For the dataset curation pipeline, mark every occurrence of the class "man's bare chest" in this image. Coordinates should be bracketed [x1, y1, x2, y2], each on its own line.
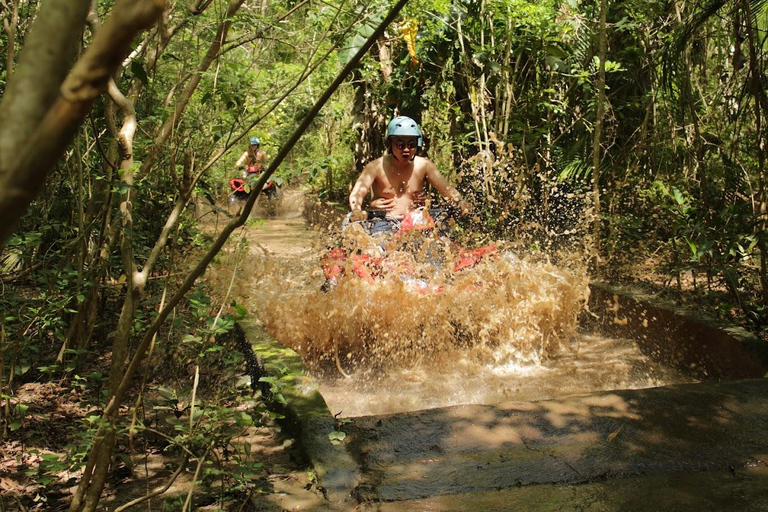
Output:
[376, 167, 425, 197]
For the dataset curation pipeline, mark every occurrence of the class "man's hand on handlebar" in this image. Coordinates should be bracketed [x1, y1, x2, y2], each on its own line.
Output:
[369, 197, 396, 210]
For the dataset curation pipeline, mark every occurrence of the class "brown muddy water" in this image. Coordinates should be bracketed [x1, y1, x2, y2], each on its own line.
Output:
[223, 192, 696, 418]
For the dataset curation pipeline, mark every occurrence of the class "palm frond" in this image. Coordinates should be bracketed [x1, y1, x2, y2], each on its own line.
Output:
[749, 0, 768, 25]
[661, 0, 727, 91]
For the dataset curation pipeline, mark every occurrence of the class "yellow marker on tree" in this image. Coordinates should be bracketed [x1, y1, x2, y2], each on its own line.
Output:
[400, 19, 419, 66]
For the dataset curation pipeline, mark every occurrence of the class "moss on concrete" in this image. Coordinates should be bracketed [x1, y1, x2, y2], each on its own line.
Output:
[239, 320, 360, 507]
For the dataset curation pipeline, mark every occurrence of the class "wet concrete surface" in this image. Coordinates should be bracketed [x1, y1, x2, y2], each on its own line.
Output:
[356, 465, 768, 511]
[344, 379, 768, 509]
[246, 311, 768, 510]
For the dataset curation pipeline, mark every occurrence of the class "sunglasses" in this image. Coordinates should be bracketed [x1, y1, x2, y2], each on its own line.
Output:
[393, 140, 418, 150]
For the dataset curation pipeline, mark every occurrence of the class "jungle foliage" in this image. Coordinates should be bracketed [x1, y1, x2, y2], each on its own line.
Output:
[1, 0, 768, 509]
[359, 0, 768, 329]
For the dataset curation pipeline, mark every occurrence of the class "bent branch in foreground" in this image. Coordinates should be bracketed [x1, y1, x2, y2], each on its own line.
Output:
[0, 0, 165, 249]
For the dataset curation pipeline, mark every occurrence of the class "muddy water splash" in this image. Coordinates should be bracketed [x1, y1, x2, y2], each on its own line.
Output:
[265, 245, 588, 370]
[227, 197, 694, 418]
[252, 220, 585, 367]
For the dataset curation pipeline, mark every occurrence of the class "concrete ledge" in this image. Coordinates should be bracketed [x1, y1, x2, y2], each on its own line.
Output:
[346, 379, 768, 505]
[238, 320, 360, 507]
[584, 281, 768, 380]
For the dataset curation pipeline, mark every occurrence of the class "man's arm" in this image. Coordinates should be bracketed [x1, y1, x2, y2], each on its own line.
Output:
[424, 160, 472, 214]
[235, 151, 249, 168]
[424, 161, 461, 203]
[349, 164, 377, 212]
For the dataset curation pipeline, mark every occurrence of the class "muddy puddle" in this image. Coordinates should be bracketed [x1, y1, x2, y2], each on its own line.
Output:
[313, 332, 694, 417]
[223, 192, 697, 418]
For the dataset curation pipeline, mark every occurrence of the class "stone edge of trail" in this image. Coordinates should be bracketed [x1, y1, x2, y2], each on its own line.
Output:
[239, 320, 361, 508]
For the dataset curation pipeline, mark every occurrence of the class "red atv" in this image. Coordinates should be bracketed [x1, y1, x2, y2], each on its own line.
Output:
[320, 207, 496, 293]
[229, 163, 281, 210]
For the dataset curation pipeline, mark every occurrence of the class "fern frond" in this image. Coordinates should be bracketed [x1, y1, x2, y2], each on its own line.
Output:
[661, 0, 728, 91]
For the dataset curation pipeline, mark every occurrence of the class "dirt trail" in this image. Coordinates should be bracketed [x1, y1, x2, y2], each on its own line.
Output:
[244, 191, 327, 259]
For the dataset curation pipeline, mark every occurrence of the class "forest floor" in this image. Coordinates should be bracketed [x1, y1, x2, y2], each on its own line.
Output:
[0, 190, 330, 511]
[1, 384, 325, 511]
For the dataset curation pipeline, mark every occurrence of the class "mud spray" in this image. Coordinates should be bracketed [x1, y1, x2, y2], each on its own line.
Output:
[221, 205, 693, 417]
[212, 160, 694, 417]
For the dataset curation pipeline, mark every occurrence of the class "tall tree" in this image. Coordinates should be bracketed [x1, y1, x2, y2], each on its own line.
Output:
[592, 0, 608, 271]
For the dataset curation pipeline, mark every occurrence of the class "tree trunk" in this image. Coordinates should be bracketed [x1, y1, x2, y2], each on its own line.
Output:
[741, 0, 768, 305]
[352, 69, 385, 173]
[0, 0, 165, 249]
[592, 0, 608, 273]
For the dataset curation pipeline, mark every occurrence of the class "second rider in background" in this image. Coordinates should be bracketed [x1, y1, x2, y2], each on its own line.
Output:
[236, 136, 278, 200]
[236, 136, 269, 174]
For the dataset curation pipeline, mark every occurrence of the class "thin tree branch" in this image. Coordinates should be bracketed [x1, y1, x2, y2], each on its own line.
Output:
[278, 0, 310, 22]
[194, 3, 366, 178]
[141, 0, 246, 176]
[113, 456, 189, 512]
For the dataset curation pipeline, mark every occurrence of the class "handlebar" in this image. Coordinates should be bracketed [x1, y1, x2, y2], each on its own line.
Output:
[365, 205, 461, 221]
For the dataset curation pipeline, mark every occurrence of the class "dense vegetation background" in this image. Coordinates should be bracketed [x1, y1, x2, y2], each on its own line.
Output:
[1, 0, 767, 509]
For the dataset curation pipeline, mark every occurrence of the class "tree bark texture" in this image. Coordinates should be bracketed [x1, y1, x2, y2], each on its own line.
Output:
[0, 0, 89, 166]
[0, 0, 165, 249]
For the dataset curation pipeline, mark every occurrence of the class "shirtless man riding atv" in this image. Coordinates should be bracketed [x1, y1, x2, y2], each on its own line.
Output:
[348, 116, 471, 226]
[322, 117, 486, 293]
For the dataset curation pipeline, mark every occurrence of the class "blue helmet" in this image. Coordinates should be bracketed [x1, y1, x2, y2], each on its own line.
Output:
[386, 116, 423, 148]
[249, 136, 260, 146]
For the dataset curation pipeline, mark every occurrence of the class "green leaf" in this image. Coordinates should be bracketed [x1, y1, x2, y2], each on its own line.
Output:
[84, 414, 102, 424]
[684, 237, 697, 257]
[64, 348, 93, 356]
[328, 431, 346, 445]
[338, 14, 381, 65]
[672, 187, 685, 206]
